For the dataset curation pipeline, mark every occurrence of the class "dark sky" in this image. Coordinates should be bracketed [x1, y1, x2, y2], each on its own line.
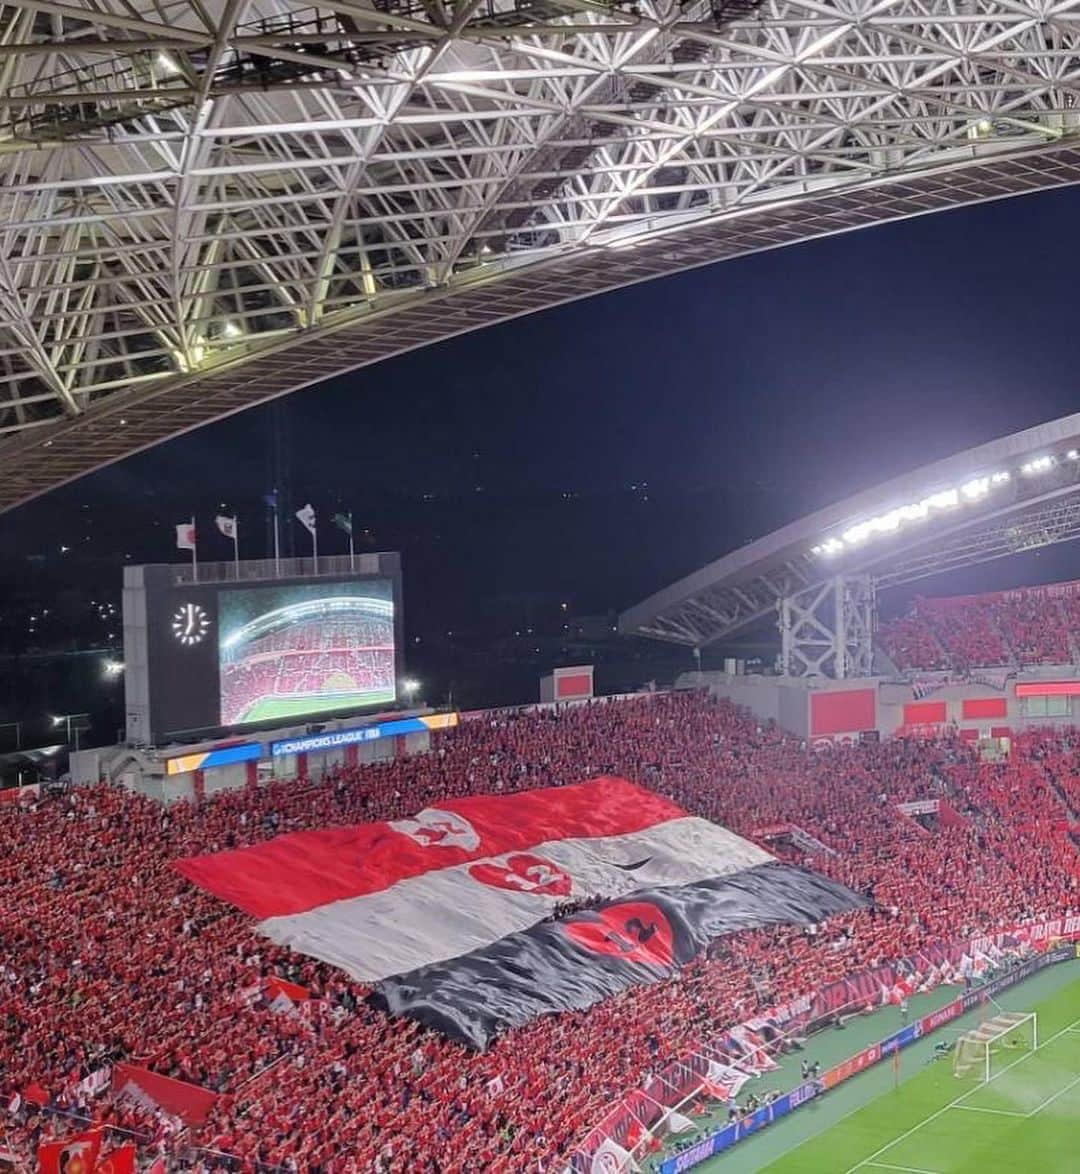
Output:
[2, 182, 1080, 729]
[69, 179, 1080, 508]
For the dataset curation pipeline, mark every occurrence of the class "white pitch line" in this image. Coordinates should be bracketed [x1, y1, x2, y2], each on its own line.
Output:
[844, 1013, 1080, 1174]
[866, 1163, 944, 1174]
[1024, 1070, 1080, 1117]
[951, 1103, 1025, 1118]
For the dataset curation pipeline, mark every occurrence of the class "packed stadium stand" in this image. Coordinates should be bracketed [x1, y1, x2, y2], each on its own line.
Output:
[2, 691, 1078, 1171]
[878, 581, 1080, 672]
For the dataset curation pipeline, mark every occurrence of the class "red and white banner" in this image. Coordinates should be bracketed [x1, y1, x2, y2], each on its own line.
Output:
[98, 1145, 137, 1174]
[112, 1064, 217, 1127]
[969, 914, 1080, 956]
[0, 783, 39, 806]
[37, 1129, 102, 1174]
[178, 777, 772, 982]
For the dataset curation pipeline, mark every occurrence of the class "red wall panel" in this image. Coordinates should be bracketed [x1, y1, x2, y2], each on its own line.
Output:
[556, 672, 593, 698]
[810, 688, 876, 736]
[1015, 681, 1080, 697]
[903, 700, 947, 726]
[962, 697, 1008, 720]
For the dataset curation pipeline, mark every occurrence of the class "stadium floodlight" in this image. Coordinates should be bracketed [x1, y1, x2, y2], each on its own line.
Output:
[102, 659, 124, 678]
[222, 321, 243, 340]
[401, 678, 421, 702]
[841, 489, 960, 547]
[1068, 450, 1079, 461]
[811, 464, 1020, 558]
[1021, 456, 1055, 475]
[156, 53, 180, 75]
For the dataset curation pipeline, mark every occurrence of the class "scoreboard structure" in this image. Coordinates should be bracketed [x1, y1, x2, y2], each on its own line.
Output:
[123, 553, 403, 746]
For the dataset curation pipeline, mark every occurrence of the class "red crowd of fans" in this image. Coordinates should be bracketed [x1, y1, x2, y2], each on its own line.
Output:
[1, 693, 1077, 1172]
[878, 583, 1080, 671]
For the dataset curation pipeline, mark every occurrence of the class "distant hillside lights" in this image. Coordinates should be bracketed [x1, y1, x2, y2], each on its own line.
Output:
[811, 448, 1080, 559]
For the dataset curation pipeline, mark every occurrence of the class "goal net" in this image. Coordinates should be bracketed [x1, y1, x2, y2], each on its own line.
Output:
[952, 1011, 1037, 1082]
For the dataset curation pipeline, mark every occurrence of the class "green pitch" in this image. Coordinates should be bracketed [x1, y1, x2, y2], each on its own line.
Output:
[758, 973, 1080, 1174]
[238, 688, 397, 723]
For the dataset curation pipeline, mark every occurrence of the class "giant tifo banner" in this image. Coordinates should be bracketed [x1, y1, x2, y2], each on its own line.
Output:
[177, 777, 863, 1046]
[377, 861, 862, 1048]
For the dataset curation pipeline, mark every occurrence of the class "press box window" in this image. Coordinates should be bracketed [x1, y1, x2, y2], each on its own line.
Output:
[1022, 695, 1070, 718]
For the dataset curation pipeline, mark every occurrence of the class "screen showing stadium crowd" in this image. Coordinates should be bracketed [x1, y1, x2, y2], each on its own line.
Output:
[1, 693, 1078, 1172]
[878, 582, 1080, 672]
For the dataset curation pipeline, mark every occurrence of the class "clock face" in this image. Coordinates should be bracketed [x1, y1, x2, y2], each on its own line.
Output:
[171, 602, 211, 646]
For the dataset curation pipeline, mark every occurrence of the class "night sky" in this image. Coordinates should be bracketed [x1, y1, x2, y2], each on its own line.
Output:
[2, 183, 1080, 745]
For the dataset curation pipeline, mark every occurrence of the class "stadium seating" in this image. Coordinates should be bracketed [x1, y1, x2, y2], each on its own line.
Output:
[879, 585, 1080, 672]
[1, 694, 1077, 1171]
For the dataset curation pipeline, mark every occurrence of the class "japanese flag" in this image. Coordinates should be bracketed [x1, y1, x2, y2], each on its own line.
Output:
[175, 522, 196, 551]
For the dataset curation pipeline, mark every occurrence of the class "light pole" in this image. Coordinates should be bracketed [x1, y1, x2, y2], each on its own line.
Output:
[52, 712, 90, 752]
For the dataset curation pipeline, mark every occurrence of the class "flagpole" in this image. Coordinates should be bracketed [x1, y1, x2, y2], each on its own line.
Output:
[312, 520, 318, 568]
[349, 513, 354, 571]
[233, 521, 240, 578]
[191, 514, 198, 583]
[273, 496, 281, 576]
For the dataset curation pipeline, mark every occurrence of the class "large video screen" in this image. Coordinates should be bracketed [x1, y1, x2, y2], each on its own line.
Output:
[218, 580, 397, 726]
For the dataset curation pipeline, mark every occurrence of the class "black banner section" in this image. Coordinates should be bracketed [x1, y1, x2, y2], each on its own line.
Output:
[374, 862, 865, 1049]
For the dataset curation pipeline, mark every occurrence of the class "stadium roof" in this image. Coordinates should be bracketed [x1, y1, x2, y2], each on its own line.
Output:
[619, 412, 1080, 647]
[5, 1, 1080, 510]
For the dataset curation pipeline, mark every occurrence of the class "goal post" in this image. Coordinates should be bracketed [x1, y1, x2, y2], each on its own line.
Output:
[953, 1011, 1038, 1082]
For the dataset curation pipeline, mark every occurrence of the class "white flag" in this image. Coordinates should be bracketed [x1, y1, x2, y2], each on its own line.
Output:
[590, 1137, 638, 1174]
[175, 521, 196, 551]
[215, 514, 237, 540]
[295, 503, 316, 535]
[662, 1109, 696, 1134]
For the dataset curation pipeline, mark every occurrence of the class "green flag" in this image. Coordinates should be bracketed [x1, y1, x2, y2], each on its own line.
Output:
[333, 512, 352, 536]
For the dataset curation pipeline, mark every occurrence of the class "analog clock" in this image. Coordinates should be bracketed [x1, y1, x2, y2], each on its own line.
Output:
[171, 602, 211, 646]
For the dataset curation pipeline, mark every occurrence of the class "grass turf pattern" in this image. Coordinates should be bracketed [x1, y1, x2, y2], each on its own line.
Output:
[759, 974, 1080, 1174]
[239, 688, 397, 723]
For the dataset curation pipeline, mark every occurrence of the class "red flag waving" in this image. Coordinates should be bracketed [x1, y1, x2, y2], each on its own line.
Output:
[97, 1145, 137, 1174]
[38, 1129, 102, 1174]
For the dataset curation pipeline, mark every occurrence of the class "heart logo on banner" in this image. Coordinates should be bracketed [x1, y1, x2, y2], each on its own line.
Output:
[562, 901, 675, 968]
[469, 853, 573, 897]
[389, 809, 480, 851]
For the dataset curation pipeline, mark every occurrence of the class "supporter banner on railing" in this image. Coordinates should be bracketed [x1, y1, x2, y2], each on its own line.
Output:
[177, 777, 772, 983]
[376, 863, 864, 1049]
[655, 1082, 820, 1174]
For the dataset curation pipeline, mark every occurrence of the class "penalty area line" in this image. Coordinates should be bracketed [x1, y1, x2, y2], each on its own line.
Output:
[950, 1104, 1025, 1117]
[866, 1164, 944, 1174]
